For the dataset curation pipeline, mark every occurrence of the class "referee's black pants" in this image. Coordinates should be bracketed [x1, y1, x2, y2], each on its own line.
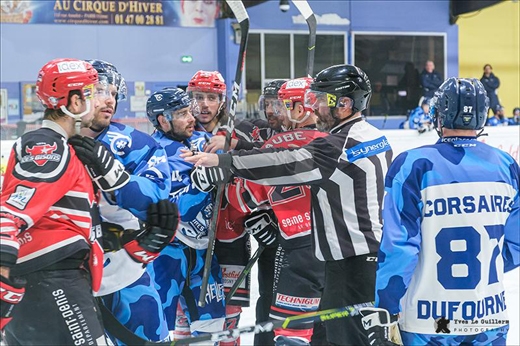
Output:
[320, 253, 377, 346]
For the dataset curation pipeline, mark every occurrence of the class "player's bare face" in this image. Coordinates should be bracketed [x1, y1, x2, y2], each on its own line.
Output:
[92, 84, 118, 130]
[170, 107, 196, 140]
[315, 103, 335, 132]
[193, 92, 221, 125]
[80, 98, 97, 128]
[265, 98, 285, 131]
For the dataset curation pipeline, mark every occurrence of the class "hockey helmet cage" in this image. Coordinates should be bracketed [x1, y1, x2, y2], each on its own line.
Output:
[84, 59, 128, 102]
[146, 88, 192, 127]
[430, 77, 489, 131]
[36, 58, 98, 110]
[310, 64, 372, 113]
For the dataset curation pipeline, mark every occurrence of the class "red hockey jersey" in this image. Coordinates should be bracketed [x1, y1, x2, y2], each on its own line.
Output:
[227, 129, 328, 248]
[0, 123, 104, 292]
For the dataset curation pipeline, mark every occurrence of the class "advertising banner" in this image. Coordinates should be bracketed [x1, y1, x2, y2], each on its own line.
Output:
[0, 0, 220, 27]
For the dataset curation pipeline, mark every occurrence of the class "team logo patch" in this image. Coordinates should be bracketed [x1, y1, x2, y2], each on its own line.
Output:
[6, 185, 36, 210]
[107, 131, 132, 156]
[250, 126, 261, 141]
[23, 142, 60, 166]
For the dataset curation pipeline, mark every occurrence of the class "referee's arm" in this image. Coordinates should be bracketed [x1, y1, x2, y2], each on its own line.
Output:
[219, 136, 341, 187]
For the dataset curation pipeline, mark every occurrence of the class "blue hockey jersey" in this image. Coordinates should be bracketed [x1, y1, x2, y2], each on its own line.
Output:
[376, 136, 520, 335]
[95, 122, 171, 220]
[94, 122, 171, 296]
[152, 130, 214, 249]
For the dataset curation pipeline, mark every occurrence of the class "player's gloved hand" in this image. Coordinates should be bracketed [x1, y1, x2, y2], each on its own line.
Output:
[0, 275, 26, 330]
[244, 210, 278, 249]
[101, 222, 125, 252]
[359, 307, 402, 346]
[190, 166, 231, 193]
[69, 135, 130, 192]
[122, 200, 179, 264]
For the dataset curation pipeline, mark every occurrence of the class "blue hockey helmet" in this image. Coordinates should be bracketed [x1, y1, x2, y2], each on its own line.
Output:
[430, 77, 489, 131]
[146, 87, 192, 128]
[84, 59, 127, 102]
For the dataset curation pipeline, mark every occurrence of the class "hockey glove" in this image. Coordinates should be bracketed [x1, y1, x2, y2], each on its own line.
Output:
[101, 222, 125, 252]
[244, 210, 279, 249]
[69, 135, 130, 192]
[190, 166, 231, 193]
[123, 200, 179, 264]
[359, 307, 402, 346]
[0, 275, 25, 330]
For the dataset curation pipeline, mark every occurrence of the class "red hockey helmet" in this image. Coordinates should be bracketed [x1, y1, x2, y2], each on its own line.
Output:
[278, 77, 313, 112]
[36, 58, 98, 110]
[187, 70, 226, 96]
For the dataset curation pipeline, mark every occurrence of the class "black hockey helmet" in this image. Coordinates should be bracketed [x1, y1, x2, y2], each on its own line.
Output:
[84, 59, 127, 102]
[146, 87, 193, 128]
[258, 79, 288, 117]
[310, 64, 372, 113]
[430, 77, 488, 131]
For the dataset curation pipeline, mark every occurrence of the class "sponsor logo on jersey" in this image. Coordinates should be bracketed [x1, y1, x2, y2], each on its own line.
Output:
[107, 131, 132, 156]
[344, 136, 390, 162]
[221, 265, 245, 287]
[23, 142, 60, 166]
[275, 293, 320, 311]
[204, 282, 225, 304]
[6, 185, 36, 210]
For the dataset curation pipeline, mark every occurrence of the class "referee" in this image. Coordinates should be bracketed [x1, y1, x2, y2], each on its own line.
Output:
[184, 64, 393, 345]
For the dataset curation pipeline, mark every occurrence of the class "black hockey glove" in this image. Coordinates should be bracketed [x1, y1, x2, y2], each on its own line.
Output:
[359, 307, 402, 346]
[122, 200, 179, 264]
[101, 222, 125, 252]
[0, 275, 25, 330]
[244, 210, 279, 249]
[69, 135, 130, 192]
[190, 166, 231, 193]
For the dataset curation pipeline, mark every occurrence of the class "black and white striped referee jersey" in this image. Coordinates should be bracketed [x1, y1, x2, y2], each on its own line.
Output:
[219, 117, 393, 261]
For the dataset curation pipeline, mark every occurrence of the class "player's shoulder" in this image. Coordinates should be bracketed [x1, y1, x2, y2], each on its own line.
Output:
[15, 127, 70, 181]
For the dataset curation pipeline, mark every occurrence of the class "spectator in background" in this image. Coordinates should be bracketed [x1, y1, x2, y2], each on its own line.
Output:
[420, 60, 443, 100]
[398, 62, 421, 113]
[486, 105, 509, 126]
[402, 98, 433, 133]
[480, 64, 501, 115]
[368, 81, 390, 116]
[511, 107, 520, 125]
[179, 0, 219, 27]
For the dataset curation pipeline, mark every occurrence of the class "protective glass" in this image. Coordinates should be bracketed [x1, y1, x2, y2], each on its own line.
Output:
[258, 95, 285, 116]
[98, 73, 128, 101]
[164, 101, 200, 121]
[94, 80, 114, 101]
[190, 92, 223, 105]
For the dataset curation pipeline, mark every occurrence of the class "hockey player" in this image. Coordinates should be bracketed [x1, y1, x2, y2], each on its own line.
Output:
[73, 59, 176, 344]
[0, 58, 113, 345]
[361, 78, 520, 346]
[202, 78, 289, 346]
[226, 77, 328, 346]
[187, 70, 228, 134]
[183, 64, 393, 345]
[204, 79, 288, 154]
[145, 87, 226, 338]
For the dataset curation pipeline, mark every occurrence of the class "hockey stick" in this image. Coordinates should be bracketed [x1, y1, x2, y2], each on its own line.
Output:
[291, 0, 316, 77]
[225, 245, 265, 303]
[172, 301, 374, 345]
[198, 0, 250, 307]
